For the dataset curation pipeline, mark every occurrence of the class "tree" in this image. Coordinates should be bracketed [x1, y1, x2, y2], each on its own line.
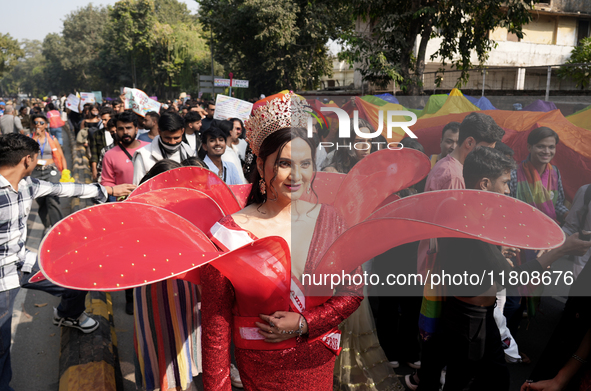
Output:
[41, 4, 109, 94]
[0, 40, 47, 96]
[198, 0, 352, 95]
[0, 33, 24, 79]
[339, 0, 535, 95]
[557, 37, 591, 89]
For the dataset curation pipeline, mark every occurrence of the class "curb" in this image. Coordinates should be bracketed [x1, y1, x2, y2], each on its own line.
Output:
[57, 289, 123, 391]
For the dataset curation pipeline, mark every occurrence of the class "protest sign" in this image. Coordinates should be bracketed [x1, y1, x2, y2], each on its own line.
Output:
[213, 95, 253, 122]
[80, 92, 96, 106]
[65, 94, 80, 113]
[123, 87, 161, 117]
[92, 91, 103, 104]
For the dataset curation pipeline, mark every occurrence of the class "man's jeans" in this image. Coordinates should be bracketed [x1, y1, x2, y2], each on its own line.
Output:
[0, 266, 88, 390]
[49, 127, 63, 146]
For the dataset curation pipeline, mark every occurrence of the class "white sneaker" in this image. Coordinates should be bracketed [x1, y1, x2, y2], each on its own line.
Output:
[407, 360, 421, 369]
[388, 361, 400, 368]
[230, 363, 243, 388]
[405, 373, 419, 390]
[440, 368, 447, 386]
[52, 307, 99, 334]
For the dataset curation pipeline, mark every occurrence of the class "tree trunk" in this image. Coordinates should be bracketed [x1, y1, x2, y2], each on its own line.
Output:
[414, 23, 433, 95]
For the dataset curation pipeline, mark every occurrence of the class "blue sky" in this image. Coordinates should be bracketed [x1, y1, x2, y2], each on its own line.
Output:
[1, 0, 199, 42]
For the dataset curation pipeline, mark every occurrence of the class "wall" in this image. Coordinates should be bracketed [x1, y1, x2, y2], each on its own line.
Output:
[552, 0, 591, 15]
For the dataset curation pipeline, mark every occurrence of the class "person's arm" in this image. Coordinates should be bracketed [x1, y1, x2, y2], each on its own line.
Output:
[200, 265, 233, 391]
[555, 168, 569, 223]
[31, 177, 135, 202]
[536, 232, 591, 270]
[14, 116, 23, 133]
[301, 267, 364, 339]
[563, 185, 587, 236]
[522, 329, 591, 391]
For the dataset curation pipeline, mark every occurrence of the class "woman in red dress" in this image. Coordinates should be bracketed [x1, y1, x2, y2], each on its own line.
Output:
[200, 92, 364, 390]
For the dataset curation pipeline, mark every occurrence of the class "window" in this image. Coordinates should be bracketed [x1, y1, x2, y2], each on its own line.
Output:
[578, 20, 590, 44]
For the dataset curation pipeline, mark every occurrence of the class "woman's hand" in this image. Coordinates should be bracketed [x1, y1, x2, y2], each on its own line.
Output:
[520, 379, 562, 391]
[501, 246, 520, 259]
[255, 311, 307, 343]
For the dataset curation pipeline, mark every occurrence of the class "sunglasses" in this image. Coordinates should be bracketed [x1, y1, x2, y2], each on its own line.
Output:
[34, 121, 46, 125]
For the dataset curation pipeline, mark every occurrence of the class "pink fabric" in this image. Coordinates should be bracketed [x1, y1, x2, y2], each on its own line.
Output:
[419, 154, 465, 276]
[101, 141, 149, 187]
[424, 154, 466, 191]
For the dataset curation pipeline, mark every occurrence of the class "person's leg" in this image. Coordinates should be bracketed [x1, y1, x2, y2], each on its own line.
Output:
[416, 335, 446, 391]
[399, 296, 422, 364]
[376, 296, 399, 362]
[471, 309, 510, 391]
[21, 266, 86, 319]
[50, 127, 63, 146]
[503, 287, 523, 336]
[0, 287, 20, 391]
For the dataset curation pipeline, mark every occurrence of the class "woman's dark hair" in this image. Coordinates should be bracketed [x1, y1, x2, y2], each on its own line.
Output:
[181, 156, 207, 168]
[246, 127, 316, 206]
[399, 137, 425, 154]
[106, 119, 116, 129]
[139, 159, 182, 184]
[84, 103, 101, 119]
[217, 120, 233, 137]
[47, 103, 56, 111]
[158, 111, 184, 133]
[230, 118, 246, 139]
[527, 126, 559, 146]
[328, 118, 376, 174]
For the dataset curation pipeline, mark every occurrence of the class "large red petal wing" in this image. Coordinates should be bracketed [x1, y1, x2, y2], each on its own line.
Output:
[333, 148, 430, 227]
[229, 184, 253, 208]
[308, 190, 565, 296]
[208, 236, 291, 317]
[299, 172, 346, 204]
[127, 188, 225, 233]
[128, 167, 242, 215]
[39, 202, 219, 291]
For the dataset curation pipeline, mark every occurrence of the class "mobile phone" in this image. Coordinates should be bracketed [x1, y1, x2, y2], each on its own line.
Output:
[581, 231, 591, 241]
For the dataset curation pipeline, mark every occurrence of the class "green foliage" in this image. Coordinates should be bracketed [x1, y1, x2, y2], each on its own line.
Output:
[0, 40, 47, 96]
[2, 0, 218, 99]
[198, 0, 352, 96]
[557, 37, 591, 89]
[340, 0, 535, 94]
[0, 33, 24, 78]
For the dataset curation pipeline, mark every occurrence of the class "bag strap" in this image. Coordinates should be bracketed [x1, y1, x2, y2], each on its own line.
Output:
[579, 184, 591, 235]
[118, 143, 134, 161]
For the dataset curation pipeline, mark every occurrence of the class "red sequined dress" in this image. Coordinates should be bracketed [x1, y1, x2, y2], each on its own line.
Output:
[201, 205, 363, 391]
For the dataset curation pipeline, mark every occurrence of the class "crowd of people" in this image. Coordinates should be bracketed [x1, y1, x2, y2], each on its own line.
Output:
[0, 90, 591, 391]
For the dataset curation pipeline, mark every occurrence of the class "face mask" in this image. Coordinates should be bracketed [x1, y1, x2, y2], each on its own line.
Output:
[159, 138, 181, 153]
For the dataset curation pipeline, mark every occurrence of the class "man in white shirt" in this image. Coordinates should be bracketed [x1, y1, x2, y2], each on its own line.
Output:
[132, 111, 195, 184]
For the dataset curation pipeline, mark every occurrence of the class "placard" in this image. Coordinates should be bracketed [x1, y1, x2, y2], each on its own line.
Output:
[91, 91, 103, 104]
[65, 94, 80, 113]
[80, 92, 96, 106]
[213, 95, 253, 122]
[123, 87, 162, 117]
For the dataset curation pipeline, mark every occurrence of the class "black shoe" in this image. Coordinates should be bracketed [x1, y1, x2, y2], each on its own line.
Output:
[125, 302, 134, 315]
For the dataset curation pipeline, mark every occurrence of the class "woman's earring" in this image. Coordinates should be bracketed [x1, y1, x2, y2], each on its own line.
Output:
[259, 179, 266, 195]
[306, 185, 311, 194]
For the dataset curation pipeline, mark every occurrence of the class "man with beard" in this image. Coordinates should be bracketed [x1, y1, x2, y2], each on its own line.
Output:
[101, 112, 148, 200]
[137, 111, 160, 143]
[430, 121, 460, 168]
[132, 111, 195, 184]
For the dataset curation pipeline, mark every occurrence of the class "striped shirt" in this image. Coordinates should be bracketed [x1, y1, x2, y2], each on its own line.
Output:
[0, 174, 107, 291]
